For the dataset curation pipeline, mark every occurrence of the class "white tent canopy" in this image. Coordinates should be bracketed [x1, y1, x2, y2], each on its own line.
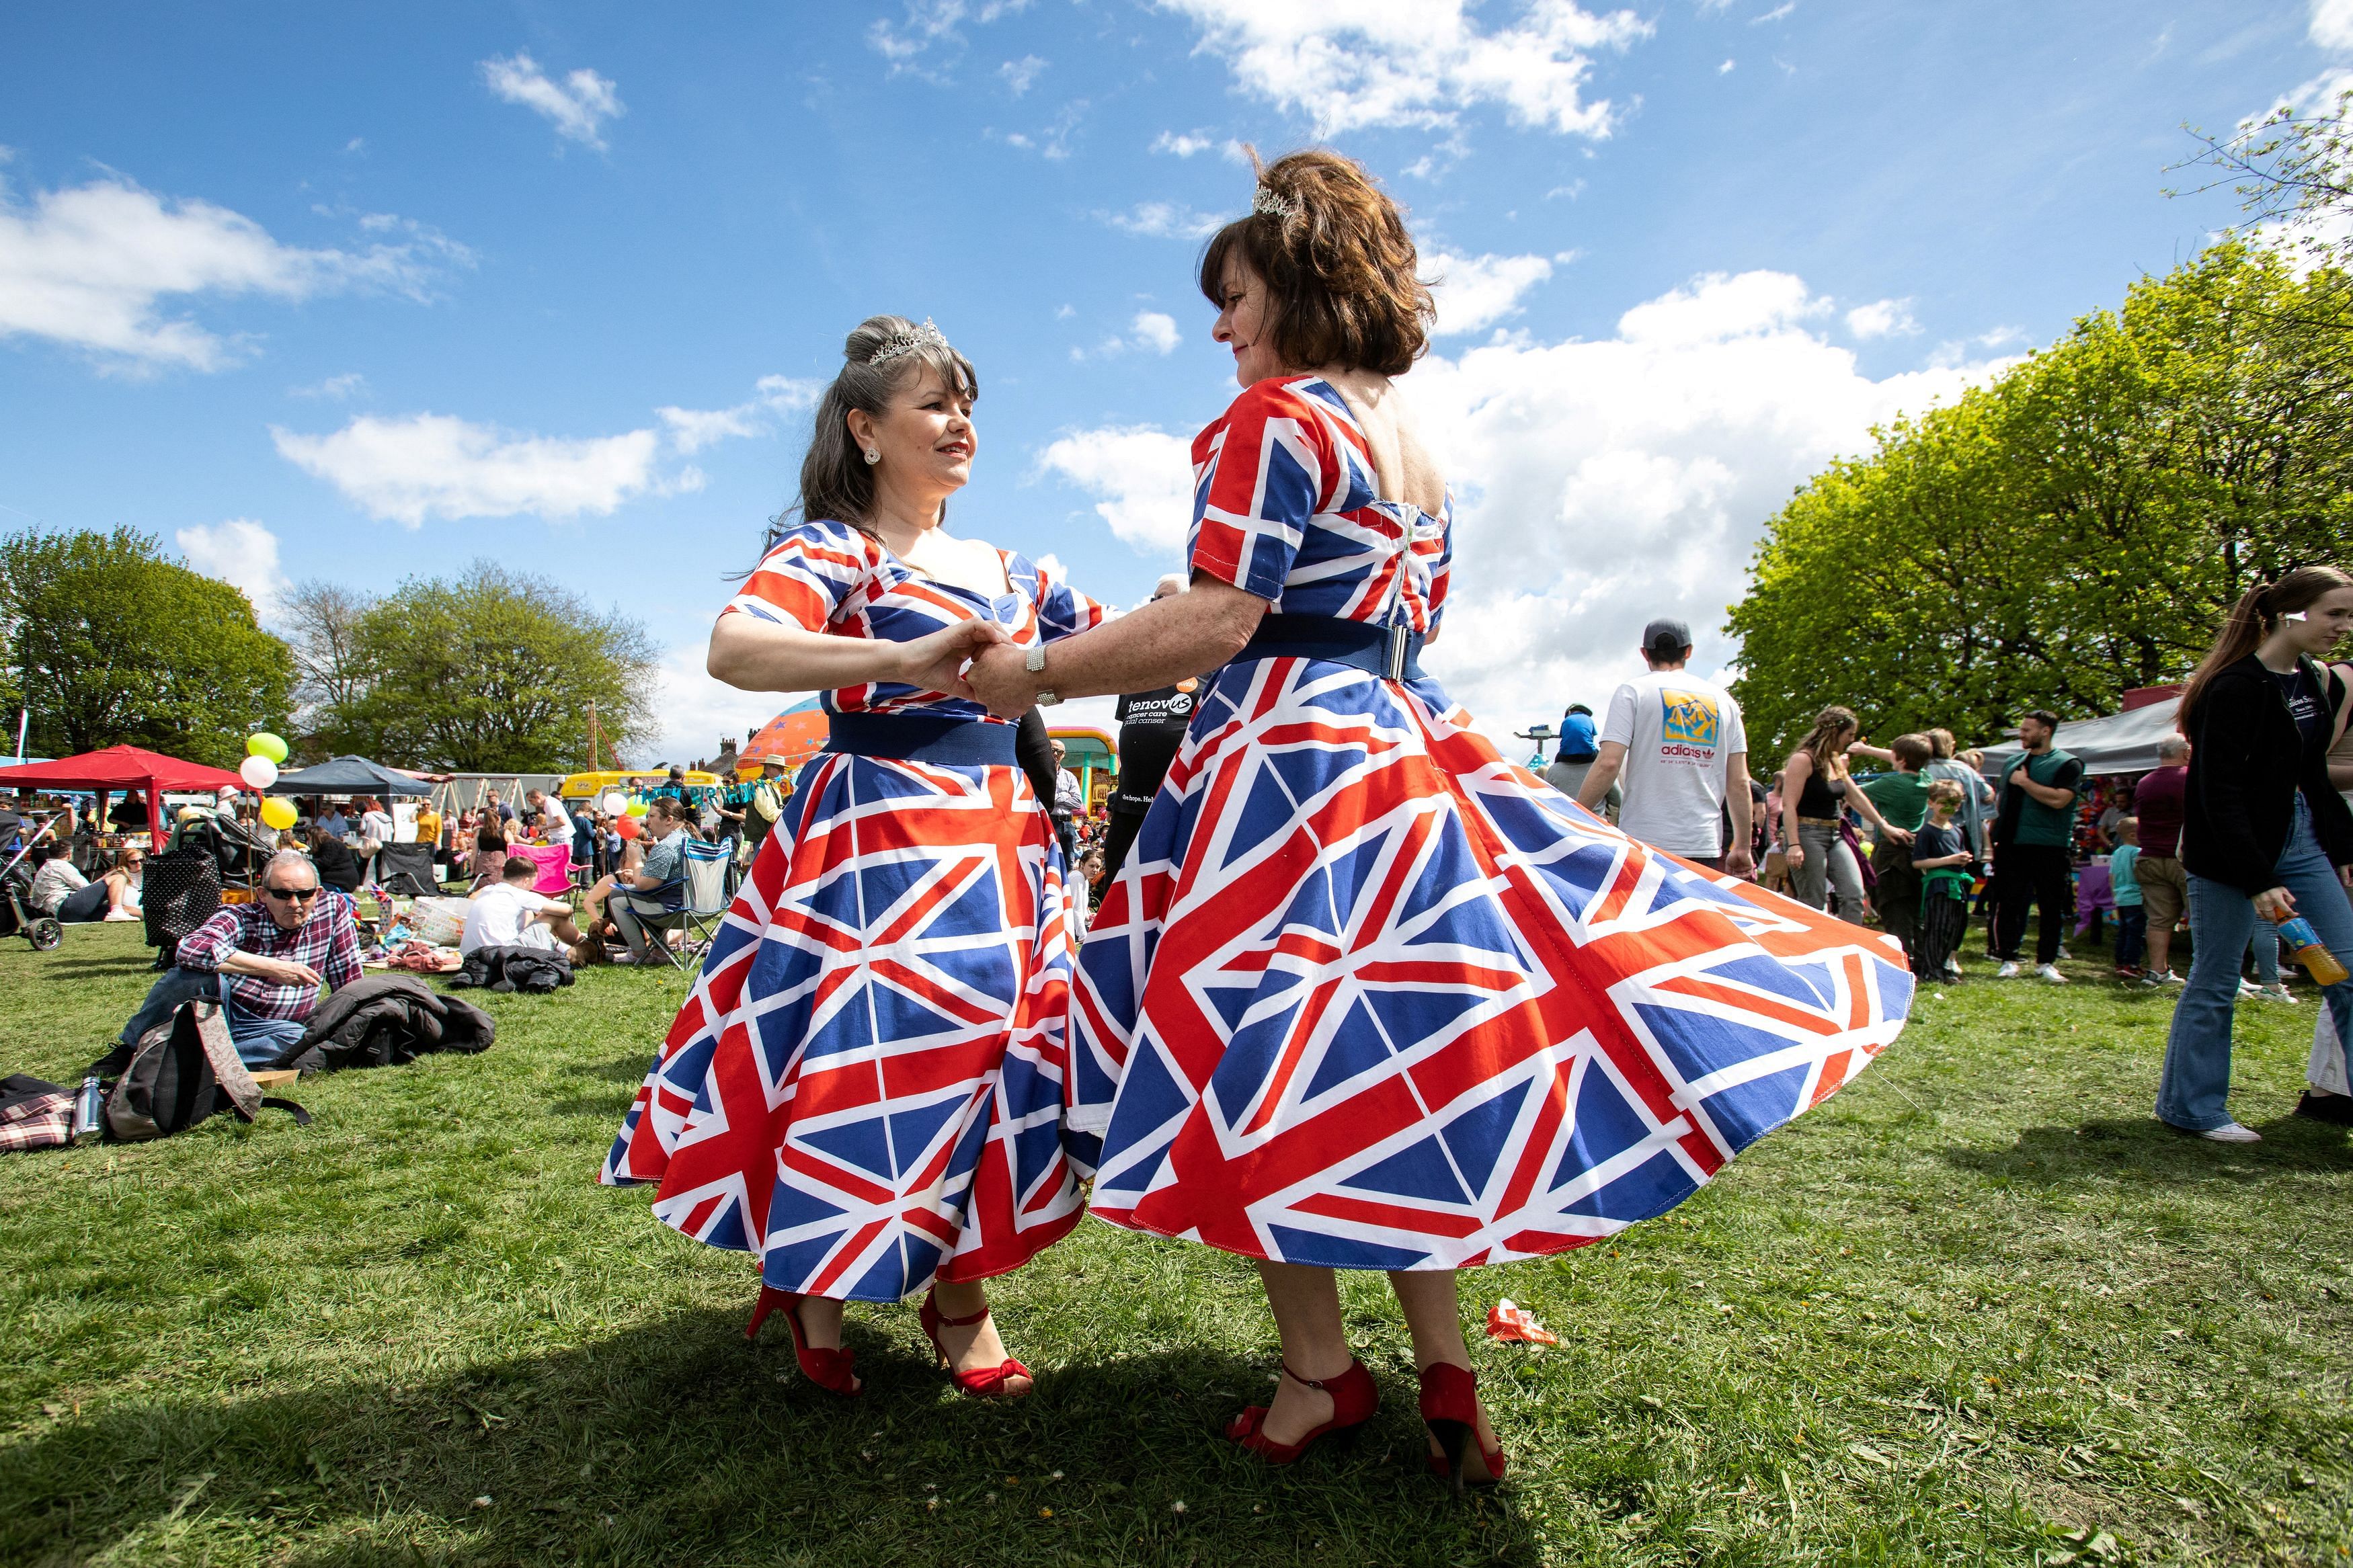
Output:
[1977, 696, 2182, 780]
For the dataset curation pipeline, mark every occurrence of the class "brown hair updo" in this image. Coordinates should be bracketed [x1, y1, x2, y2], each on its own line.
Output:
[2180, 563, 2353, 728]
[768, 315, 980, 549]
[1198, 149, 1434, 378]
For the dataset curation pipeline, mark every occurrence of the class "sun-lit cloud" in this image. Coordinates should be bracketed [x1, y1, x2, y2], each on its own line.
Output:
[1427, 249, 1562, 335]
[1154, 0, 1652, 137]
[1000, 54, 1047, 94]
[655, 376, 825, 454]
[1035, 426, 1195, 554]
[869, 0, 1033, 70]
[175, 518, 290, 620]
[272, 413, 667, 527]
[479, 53, 624, 151]
[2319, 0, 2353, 50]
[1843, 297, 1919, 339]
[0, 172, 465, 373]
[1102, 200, 1226, 239]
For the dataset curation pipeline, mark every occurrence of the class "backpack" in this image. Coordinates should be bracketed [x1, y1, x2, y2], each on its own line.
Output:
[104, 999, 309, 1142]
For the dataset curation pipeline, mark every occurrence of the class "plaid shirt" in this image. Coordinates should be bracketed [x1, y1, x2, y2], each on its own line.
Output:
[176, 893, 361, 1022]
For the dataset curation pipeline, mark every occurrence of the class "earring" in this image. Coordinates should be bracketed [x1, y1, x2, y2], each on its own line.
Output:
[863, 448, 880, 465]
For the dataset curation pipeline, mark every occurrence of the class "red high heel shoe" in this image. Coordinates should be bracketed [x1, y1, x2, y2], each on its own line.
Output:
[1419, 1362, 1505, 1489]
[1226, 1360, 1378, 1464]
[919, 1289, 1033, 1399]
[746, 1284, 861, 1397]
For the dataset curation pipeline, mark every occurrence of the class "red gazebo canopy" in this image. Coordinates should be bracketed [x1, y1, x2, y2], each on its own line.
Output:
[0, 745, 249, 841]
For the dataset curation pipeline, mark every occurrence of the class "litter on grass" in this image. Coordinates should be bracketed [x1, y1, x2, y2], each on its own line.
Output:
[1486, 1298, 1558, 1345]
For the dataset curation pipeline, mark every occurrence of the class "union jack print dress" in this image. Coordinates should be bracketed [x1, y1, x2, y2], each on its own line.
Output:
[1068, 377, 1913, 1271]
[602, 520, 1105, 1302]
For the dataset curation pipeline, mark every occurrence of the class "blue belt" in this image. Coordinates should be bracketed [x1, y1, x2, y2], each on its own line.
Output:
[1237, 614, 1425, 681]
[824, 711, 1018, 766]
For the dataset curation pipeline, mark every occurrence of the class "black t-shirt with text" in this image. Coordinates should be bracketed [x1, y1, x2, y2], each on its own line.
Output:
[1112, 684, 1198, 815]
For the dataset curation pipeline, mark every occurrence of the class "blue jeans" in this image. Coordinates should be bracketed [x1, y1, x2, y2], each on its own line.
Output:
[2248, 921, 2280, 985]
[2114, 904, 2147, 970]
[118, 968, 313, 1067]
[2157, 796, 2353, 1130]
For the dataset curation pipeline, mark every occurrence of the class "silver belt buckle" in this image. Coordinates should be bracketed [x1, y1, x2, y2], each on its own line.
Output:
[1384, 620, 1410, 681]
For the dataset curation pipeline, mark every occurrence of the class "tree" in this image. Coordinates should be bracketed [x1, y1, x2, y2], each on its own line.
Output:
[2176, 86, 2353, 278]
[278, 579, 376, 758]
[1726, 243, 2353, 760]
[323, 562, 657, 772]
[0, 526, 294, 766]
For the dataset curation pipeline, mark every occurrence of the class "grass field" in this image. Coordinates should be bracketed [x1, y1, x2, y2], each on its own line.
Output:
[1, 920, 2349, 1567]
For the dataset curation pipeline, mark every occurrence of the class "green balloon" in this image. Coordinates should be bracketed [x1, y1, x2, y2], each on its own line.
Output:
[247, 732, 289, 764]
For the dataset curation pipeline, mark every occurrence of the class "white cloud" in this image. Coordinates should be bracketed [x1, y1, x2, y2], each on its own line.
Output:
[1103, 200, 1226, 239]
[290, 371, 367, 399]
[272, 413, 664, 527]
[1154, 130, 1217, 156]
[870, 0, 1033, 69]
[1718, 58, 1735, 73]
[1041, 270, 2016, 751]
[175, 518, 290, 620]
[1130, 311, 1182, 354]
[1156, 0, 1652, 137]
[1752, 2, 1795, 22]
[0, 173, 461, 372]
[1000, 54, 1047, 94]
[640, 646, 794, 768]
[2319, 0, 2353, 51]
[1843, 297, 1919, 339]
[1428, 249, 1559, 335]
[479, 53, 624, 151]
[1035, 426, 1195, 554]
[655, 376, 824, 454]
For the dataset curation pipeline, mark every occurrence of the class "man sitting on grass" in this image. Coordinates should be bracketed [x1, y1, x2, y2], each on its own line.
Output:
[463, 855, 588, 959]
[114, 849, 359, 1067]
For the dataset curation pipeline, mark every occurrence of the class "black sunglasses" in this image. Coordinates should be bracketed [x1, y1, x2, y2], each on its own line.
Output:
[264, 884, 322, 903]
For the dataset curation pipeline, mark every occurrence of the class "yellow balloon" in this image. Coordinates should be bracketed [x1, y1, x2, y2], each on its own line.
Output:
[626, 798, 650, 817]
[260, 797, 298, 831]
[245, 732, 290, 764]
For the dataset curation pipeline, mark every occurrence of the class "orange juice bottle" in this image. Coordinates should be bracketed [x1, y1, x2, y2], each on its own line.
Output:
[2280, 917, 2350, 986]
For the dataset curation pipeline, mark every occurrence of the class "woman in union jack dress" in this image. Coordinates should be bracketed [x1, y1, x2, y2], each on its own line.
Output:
[967, 155, 1913, 1483]
[603, 315, 1105, 1400]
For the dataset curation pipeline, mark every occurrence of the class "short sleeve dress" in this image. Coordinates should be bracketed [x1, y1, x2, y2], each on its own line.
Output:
[1068, 376, 1913, 1270]
[602, 519, 1107, 1303]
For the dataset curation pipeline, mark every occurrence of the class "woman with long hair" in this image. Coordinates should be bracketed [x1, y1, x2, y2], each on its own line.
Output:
[1780, 706, 1908, 919]
[965, 151, 1912, 1485]
[2156, 565, 2353, 1142]
[604, 315, 1103, 1401]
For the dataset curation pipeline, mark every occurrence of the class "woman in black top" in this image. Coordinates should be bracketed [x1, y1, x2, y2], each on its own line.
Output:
[2156, 565, 2353, 1142]
[306, 822, 364, 893]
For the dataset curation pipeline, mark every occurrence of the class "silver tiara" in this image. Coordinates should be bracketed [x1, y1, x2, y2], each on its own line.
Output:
[868, 318, 951, 368]
[1252, 184, 1302, 225]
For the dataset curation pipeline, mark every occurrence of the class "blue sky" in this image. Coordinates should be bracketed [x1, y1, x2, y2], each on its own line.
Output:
[0, 1, 2340, 758]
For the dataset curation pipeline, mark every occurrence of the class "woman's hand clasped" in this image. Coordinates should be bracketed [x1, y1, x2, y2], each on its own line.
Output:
[2254, 885, 2298, 923]
[899, 619, 1010, 700]
[963, 643, 1038, 719]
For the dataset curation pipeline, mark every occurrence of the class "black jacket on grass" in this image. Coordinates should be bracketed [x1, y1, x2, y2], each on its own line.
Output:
[2180, 653, 2353, 895]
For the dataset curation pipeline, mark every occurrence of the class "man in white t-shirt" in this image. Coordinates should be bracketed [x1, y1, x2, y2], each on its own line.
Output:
[461, 855, 586, 954]
[526, 790, 575, 848]
[1577, 617, 1753, 874]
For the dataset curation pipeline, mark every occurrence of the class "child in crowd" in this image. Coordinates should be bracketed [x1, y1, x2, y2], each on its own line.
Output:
[2108, 816, 2145, 979]
[1911, 779, 1976, 981]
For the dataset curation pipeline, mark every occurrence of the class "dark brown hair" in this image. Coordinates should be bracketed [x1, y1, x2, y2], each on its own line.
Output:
[768, 315, 978, 550]
[1889, 733, 1933, 770]
[1198, 149, 1434, 378]
[2181, 565, 2353, 729]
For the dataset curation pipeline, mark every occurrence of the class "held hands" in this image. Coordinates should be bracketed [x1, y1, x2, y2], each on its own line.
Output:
[898, 619, 1009, 700]
[963, 643, 1039, 720]
[2254, 885, 2299, 923]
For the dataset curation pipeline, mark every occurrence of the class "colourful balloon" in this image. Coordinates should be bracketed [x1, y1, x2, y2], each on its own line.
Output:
[239, 755, 278, 790]
[600, 791, 628, 816]
[614, 815, 640, 840]
[627, 798, 650, 817]
[260, 796, 298, 831]
[245, 732, 289, 764]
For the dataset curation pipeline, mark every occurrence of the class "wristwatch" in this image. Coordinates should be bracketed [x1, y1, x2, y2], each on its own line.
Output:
[1025, 643, 1061, 706]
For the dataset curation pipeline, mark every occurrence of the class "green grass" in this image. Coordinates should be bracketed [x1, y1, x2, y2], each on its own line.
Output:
[1, 922, 2349, 1566]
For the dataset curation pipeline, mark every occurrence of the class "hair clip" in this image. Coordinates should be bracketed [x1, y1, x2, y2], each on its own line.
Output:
[869, 319, 951, 368]
[2283, 610, 2309, 622]
[1252, 185, 1302, 226]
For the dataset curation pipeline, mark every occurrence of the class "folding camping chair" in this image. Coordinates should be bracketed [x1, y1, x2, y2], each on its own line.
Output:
[373, 842, 440, 899]
[676, 838, 737, 973]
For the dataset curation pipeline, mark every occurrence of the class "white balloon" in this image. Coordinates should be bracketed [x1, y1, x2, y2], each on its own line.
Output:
[600, 791, 628, 815]
[239, 755, 278, 790]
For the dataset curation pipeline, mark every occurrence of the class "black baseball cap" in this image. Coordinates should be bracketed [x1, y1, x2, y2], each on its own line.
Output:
[1642, 617, 1693, 655]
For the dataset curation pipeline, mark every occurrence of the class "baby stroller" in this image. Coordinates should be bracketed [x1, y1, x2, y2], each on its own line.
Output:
[0, 821, 65, 951]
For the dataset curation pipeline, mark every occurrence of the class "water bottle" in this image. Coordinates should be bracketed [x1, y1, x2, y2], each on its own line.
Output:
[71, 1073, 104, 1145]
[2279, 917, 2350, 986]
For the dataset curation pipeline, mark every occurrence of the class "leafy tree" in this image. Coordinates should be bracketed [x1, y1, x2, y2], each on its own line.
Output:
[1726, 243, 2353, 760]
[324, 562, 657, 772]
[0, 526, 294, 766]
[2176, 85, 2353, 277]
